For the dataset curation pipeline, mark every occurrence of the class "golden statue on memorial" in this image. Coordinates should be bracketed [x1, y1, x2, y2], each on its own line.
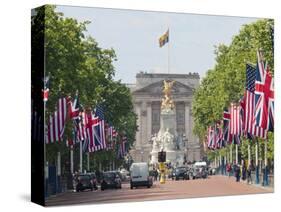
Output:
[161, 80, 175, 110]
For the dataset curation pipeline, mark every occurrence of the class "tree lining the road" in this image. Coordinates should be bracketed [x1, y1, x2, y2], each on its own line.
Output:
[32, 5, 137, 171]
[192, 19, 274, 162]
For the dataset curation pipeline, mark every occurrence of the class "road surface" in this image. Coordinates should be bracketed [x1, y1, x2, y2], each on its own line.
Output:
[46, 175, 273, 206]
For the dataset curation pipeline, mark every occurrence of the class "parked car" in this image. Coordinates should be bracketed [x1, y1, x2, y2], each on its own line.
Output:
[172, 166, 190, 180]
[100, 171, 122, 190]
[75, 174, 94, 192]
[130, 162, 153, 189]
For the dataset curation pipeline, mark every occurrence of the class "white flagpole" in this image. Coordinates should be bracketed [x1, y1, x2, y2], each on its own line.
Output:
[87, 152, 90, 171]
[79, 141, 83, 173]
[168, 28, 170, 74]
[70, 148, 74, 174]
[57, 152, 61, 176]
[248, 142, 251, 165]
[236, 144, 238, 164]
[230, 144, 233, 163]
[255, 141, 258, 167]
[255, 139, 259, 184]
[264, 140, 268, 166]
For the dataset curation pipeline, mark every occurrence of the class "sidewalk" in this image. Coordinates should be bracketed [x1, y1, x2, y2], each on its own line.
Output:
[218, 174, 274, 192]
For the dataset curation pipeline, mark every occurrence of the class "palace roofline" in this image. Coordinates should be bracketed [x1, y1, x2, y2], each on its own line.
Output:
[136, 72, 200, 79]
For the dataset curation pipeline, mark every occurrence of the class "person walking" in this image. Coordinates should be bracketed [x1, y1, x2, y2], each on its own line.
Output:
[247, 164, 253, 184]
[154, 168, 158, 181]
[234, 163, 241, 182]
[226, 163, 232, 178]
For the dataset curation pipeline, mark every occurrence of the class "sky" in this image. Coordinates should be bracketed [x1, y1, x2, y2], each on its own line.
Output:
[56, 5, 259, 84]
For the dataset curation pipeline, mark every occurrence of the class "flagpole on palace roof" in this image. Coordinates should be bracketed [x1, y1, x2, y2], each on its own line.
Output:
[168, 27, 170, 74]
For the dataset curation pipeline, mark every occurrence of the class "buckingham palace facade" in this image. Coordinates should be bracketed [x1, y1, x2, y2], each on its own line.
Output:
[127, 72, 203, 163]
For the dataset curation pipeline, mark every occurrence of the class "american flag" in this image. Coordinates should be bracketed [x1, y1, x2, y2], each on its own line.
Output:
[254, 51, 274, 132]
[94, 105, 107, 150]
[241, 64, 267, 139]
[207, 126, 214, 149]
[46, 98, 67, 143]
[76, 111, 87, 142]
[230, 103, 242, 144]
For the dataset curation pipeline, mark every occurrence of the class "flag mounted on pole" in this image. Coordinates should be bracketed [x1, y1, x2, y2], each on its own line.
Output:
[223, 109, 232, 144]
[254, 51, 274, 132]
[159, 29, 169, 47]
[46, 97, 67, 144]
[230, 103, 242, 145]
[207, 126, 214, 149]
[242, 64, 267, 139]
[68, 91, 80, 120]
[95, 105, 107, 150]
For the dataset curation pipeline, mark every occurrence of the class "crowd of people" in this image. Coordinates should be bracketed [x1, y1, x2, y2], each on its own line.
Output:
[225, 159, 269, 185]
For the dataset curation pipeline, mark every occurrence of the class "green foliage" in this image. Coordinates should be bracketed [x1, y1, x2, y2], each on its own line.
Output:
[192, 19, 274, 161]
[32, 5, 137, 171]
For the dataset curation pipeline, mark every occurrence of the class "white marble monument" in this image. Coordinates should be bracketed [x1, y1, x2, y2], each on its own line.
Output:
[150, 80, 185, 166]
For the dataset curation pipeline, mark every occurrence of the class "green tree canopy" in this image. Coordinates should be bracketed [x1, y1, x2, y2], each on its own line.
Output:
[192, 19, 274, 159]
[32, 5, 137, 170]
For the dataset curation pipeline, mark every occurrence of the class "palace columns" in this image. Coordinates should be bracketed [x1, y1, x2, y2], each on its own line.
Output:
[146, 102, 152, 143]
[135, 101, 142, 148]
[184, 102, 190, 145]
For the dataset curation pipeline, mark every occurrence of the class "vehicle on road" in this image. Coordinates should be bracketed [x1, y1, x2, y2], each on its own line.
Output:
[130, 162, 153, 189]
[119, 168, 130, 181]
[172, 166, 190, 180]
[100, 171, 122, 190]
[192, 161, 208, 179]
[208, 166, 216, 175]
[75, 174, 94, 192]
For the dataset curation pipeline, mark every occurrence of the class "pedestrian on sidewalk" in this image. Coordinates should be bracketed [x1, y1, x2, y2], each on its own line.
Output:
[234, 162, 240, 182]
[247, 164, 253, 184]
[154, 168, 158, 181]
[226, 163, 232, 178]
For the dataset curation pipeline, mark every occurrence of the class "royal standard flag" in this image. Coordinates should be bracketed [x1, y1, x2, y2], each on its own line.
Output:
[159, 30, 169, 47]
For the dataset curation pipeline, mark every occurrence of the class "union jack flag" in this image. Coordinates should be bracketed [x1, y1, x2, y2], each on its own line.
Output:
[68, 92, 80, 120]
[214, 121, 223, 149]
[223, 109, 232, 144]
[254, 51, 274, 132]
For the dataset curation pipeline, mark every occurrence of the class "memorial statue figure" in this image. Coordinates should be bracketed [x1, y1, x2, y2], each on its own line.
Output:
[161, 80, 175, 110]
[163, 128, 174, 151]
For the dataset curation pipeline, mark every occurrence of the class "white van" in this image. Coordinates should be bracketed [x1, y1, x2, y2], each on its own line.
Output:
[130, 162, 153, 189]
